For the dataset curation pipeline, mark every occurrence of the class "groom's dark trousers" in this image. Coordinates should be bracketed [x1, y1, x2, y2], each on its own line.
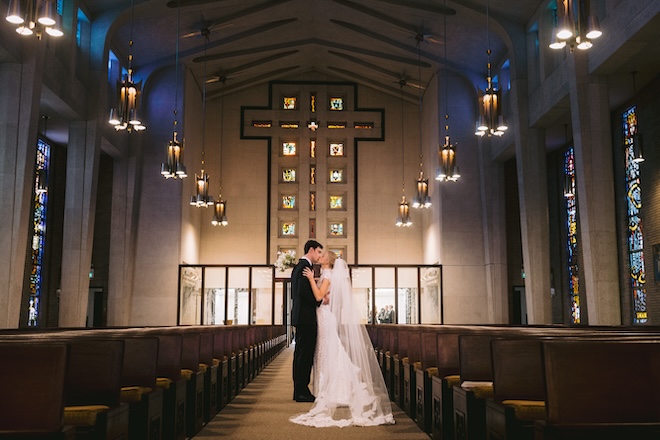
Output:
[291, 258, 320, 397]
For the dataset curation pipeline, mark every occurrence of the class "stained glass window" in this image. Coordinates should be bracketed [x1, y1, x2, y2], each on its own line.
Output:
[28, 139, 50, 327]
[624, 105, 647, 323]
[330, 97, 344, 111]
[329, 143, 344, 156]
[282, 168, 296, 182]
[329, 195, 343, 210]
[310, 93, 316, 112]
[309, 219, 316, 238]
[310, 139, 316, 158]
[329, 222, 344, 236]
[281, 195, 296, 209]
[283, 97, 296, 109]
[310, 192, 316, 211]
[310, 166, 316, 185]
[282, 142, 296, 156]
[281, 222, 296, 236]
[564, 147, 580, 324]
[329, 169, 344, 183]
[327, 122, 346, 129]
[329, 247, 345, 259]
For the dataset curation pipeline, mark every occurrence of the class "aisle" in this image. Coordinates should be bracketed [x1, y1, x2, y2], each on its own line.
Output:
[196, 347, 430, 439]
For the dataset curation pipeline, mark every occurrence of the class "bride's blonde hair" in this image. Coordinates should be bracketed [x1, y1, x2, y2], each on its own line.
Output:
[325, 251, 337, 268]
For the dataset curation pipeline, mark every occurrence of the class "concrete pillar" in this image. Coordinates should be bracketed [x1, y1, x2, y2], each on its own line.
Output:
[107, 155, 138, 326]
[567, 53, 621, 325]
[58, 121, 101, 327]
[0, 41, 45, 328]
[511, 78, 553, 324]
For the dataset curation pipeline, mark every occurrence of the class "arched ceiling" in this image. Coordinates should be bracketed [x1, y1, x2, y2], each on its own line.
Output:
[92, 0, 535, 102]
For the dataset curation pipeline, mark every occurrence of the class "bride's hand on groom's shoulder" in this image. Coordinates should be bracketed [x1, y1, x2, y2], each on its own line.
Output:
[302, 267, 314, 279]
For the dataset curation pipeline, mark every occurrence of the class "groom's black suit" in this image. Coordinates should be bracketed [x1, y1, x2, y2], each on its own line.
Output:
[291, 257, 320, 400]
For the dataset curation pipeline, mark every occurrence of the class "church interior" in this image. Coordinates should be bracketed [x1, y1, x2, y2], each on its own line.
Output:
[1, 0, 660, 438]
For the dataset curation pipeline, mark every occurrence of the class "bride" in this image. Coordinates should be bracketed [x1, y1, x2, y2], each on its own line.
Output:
[290, 251, 395, 427]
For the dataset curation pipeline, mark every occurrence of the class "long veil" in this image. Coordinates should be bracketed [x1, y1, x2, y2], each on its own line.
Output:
[291, 258, 394, 427]
[329, 258, 394, 425]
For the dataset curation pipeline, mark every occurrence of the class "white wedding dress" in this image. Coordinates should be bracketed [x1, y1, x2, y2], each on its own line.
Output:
[290, 260, 395, 427]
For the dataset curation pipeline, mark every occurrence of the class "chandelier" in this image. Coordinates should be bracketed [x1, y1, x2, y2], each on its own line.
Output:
[412, 40, 431, 209]
[108, 0, 145, 132]
[212, 82, 229, 226]
[395, 85, 412, 227]
[190, 35, 214, 208]
[211, 198, 228, 226]
[436, 6, 460, 183]
[475, 0, 507, 138]
[161, 3, 186, 179]
[5, 0, 63, 39]
[437, 116, 460, 182]
[549, 0, 602, 52]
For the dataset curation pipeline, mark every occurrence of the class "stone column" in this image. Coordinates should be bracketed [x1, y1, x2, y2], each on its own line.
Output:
[567, 53, 621, 325]
[107, 155, 138, 326]
[0, 41, 45, 328]
[58, 121, 101, 327]
[510, 78, 553, 324]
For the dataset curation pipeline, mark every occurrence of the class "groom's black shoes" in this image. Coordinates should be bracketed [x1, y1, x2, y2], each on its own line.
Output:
[294, 393, 315, 402]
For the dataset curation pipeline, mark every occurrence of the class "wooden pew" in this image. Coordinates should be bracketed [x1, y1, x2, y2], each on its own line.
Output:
[141, 329, 187, 440]
[226, 329, 238, 400]
[403, 328, 422, 418]
[383, 327, 396, 399]
[197, 327, 219, 421]
[536, 339, 660, 439]
[486, 338, 545, 440]
[393, 328, 409, 408]
[179, 330, 204, 437]
[0, 341, 75, 439]
[110, 334, 163, 440]
[0, 333, 130, 440]
[212, 328, 230, 410]
[414, 329, 440, 434]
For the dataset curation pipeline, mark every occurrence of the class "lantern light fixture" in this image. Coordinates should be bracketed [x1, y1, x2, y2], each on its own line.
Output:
[108, 0, 146, 132]
[6, 0, 63, 39]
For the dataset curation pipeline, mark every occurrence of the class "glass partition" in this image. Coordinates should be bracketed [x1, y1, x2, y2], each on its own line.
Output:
[179, 267, 202, 325]
[420, 266, 442, 323]
[204, 267, 226, 325]
[351, 267, 373, 324]
[252, 268, 273, 324]
[228, 267, 250, 325]
[374, 268, 395, 324]
[179, 264, 441, 325]
[398, 267, 418, 324]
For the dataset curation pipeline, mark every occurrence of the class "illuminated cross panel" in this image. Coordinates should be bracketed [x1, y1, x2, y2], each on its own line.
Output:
[242, 81, 383, 263]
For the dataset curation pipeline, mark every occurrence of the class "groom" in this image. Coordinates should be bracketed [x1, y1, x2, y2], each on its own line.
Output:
[291, 239, 323, 402]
